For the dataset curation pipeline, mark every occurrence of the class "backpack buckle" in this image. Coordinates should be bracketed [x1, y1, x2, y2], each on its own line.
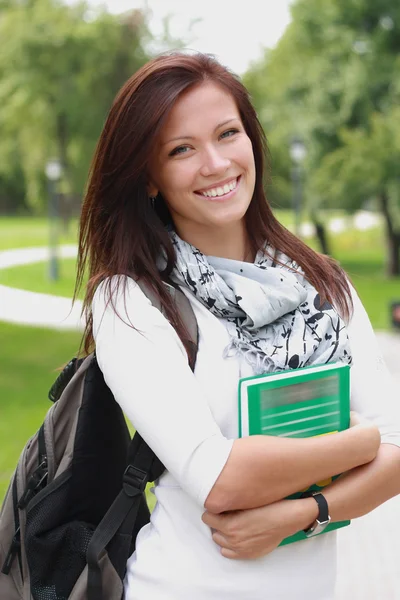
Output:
[123, 465, 148, 497]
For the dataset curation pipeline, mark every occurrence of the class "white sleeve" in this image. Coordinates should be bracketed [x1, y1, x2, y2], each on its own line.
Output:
[347, 284, 400, 447]
[92, 276, 233, 507]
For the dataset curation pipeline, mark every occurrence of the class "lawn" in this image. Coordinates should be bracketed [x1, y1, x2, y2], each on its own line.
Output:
[0, 258, 83, 299]
[313, 224, 399, 330]
[0, 213, 398, 509]
[1, 214, 398, 330]
[0, 320, 156, 509]
[0, 322, 81, 498]
[0, 217, 78, 250]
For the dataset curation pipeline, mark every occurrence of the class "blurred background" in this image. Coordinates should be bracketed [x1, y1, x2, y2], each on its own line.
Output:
[0, 0, 400, 595]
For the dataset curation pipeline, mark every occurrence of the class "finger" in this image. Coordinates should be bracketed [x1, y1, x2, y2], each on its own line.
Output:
[212, 531, 233, 550]
[350, 411, 371, 427]
[221, 547, 242, 560]
[202, 511, 222, 529]
[350, 411, 360, 427]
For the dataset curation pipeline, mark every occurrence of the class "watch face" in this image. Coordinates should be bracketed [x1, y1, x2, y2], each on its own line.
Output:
[306, 517, 331, 537]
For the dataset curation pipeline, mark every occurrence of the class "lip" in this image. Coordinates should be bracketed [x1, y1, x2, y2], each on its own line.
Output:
[194, 175, 241, 201]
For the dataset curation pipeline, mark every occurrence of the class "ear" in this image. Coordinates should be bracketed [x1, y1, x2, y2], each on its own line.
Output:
[146, 180, 159, 198]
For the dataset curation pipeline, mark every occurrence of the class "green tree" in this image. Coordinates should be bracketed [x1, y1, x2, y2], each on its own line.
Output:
[0, 0, 151, 213]
[244, 0, 400, 273]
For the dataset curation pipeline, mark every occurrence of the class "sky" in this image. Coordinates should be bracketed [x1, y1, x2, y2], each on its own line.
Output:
[70, 0, 293, 74]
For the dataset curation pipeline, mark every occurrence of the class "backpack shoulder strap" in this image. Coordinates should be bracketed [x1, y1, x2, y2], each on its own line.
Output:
[136, 278, 199, 370]
[86, 279, 198, 600]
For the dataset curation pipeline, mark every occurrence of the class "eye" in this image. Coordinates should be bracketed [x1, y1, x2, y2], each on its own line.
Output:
[169, 145, 191, 157]
[220, 128, 239, 139]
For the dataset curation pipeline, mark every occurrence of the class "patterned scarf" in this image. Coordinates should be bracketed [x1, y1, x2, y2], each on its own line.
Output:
[169, 231, 352, 374]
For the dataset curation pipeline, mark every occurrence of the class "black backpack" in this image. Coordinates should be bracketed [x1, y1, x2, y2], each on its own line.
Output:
[0, 280, 198, 600]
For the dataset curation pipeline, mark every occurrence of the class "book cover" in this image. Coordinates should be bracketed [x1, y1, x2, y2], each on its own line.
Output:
[238, 362, 351, 546]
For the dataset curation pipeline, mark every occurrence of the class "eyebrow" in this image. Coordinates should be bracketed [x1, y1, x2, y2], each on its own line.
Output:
[163, 117, 240, 146]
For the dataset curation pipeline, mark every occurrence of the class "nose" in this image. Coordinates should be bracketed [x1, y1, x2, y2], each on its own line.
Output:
[199, 144, 231, 177]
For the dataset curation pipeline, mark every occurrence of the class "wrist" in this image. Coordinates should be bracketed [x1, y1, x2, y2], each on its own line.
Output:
[292, 497, 320, 534]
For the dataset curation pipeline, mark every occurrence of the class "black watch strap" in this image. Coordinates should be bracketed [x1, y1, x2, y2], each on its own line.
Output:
[301, 491, 330, 537]
[309, 492, 329, 522]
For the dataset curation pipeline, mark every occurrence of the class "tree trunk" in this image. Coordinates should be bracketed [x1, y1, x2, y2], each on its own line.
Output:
[310, 217, 331, 255]
[387, 234, 400, 276]
[379, 191, 400, 276]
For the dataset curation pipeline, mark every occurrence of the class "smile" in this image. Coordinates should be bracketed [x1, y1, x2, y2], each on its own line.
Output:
[195, 176, 241, 199]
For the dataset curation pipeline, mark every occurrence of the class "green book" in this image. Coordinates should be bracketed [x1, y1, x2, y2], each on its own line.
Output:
[238, 362, 351, 546]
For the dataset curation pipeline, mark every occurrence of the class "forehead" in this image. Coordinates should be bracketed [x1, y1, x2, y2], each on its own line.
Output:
[160, 81, 240, 139]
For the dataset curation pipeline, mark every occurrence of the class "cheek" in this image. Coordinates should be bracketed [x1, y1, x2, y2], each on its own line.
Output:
[234, 139, 255, 175]
[159, 163, 196, 197]
[244, 142, 256, 173]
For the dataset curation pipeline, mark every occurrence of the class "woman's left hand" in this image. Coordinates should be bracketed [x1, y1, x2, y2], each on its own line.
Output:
[202, 498, 314, 560]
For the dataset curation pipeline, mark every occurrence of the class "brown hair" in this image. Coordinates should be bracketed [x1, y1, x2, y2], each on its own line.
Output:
[75, 51, 352, 355]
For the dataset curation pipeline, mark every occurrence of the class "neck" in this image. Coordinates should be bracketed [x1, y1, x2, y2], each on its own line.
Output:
[175, 221, 253, 262]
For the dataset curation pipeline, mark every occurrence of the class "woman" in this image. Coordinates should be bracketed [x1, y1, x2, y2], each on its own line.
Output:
[76, 52, 400, 599]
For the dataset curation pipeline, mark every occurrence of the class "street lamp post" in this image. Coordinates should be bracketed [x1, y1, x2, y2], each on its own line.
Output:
[289, 138, 307, 238]
[45, 159, 62, 281]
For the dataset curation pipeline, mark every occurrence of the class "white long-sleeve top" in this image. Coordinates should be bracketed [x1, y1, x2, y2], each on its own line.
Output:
[92, 268, 400, 600]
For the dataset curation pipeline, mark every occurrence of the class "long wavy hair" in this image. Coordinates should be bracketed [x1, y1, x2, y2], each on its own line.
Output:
[75, 51, 352, 356]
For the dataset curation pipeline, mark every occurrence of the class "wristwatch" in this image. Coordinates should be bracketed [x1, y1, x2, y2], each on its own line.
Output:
[301, 491, 331, 537]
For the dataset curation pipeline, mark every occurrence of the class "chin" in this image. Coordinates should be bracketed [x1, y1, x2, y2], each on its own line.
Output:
[207, 212, 248, 230]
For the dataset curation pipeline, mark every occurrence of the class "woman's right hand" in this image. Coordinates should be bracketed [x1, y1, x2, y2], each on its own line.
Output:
[348, 411, 381, 464]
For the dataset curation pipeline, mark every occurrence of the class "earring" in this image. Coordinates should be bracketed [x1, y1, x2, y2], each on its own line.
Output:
[149, 196, 156, 209]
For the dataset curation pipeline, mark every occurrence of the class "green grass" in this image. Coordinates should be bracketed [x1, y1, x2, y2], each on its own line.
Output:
[0, 258, 83, 299]
[329, 226, 399, 330]
[0, 214, 397, 512]
[0, 320, 156, 510]
[0, 217, 78, 250]
[0, 322, 81, 498]
[336, 252, 399, 330]
[1, 216, 398, 331]
[0, 212, 323, 249]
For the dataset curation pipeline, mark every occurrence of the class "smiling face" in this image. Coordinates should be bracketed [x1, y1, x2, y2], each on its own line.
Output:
[147, 81, 256, 250]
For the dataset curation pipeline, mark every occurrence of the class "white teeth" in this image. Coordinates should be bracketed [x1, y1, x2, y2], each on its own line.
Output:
[200, 177, 238, 198]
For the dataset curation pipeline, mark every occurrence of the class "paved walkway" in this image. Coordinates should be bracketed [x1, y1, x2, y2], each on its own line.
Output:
[336, 329, 400, 600]
[1, 246, 400, 598]
[0, 245, 83, 329]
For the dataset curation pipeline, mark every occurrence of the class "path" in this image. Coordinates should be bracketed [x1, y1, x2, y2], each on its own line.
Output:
[0, 245, 400, 598]
[0, 245, 83, 329]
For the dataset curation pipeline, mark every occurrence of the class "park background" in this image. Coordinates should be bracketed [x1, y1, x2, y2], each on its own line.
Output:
[0, 0, 400, 595]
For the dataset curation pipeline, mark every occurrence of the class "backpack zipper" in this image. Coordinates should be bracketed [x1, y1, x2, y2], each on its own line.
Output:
[1, 526, 21, 575]
[1, 476, 22, 576]
[17, 426, 48, 510]
[16, 457, 48, 510]
[2, 424, 49, 577]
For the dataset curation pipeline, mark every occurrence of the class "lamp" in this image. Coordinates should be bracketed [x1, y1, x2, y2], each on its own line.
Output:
[45, 159, 62, 281]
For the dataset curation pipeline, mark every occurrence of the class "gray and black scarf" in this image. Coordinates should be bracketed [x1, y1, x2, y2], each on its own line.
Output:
[169, 231, 352, 374]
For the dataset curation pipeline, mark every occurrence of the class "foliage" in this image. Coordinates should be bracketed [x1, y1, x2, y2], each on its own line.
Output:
[0, 0, 152, 212]
[243, 0, 400, 272]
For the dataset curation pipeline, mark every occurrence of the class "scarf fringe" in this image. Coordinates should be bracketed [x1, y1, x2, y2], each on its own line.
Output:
[223, 338, 274, 375]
